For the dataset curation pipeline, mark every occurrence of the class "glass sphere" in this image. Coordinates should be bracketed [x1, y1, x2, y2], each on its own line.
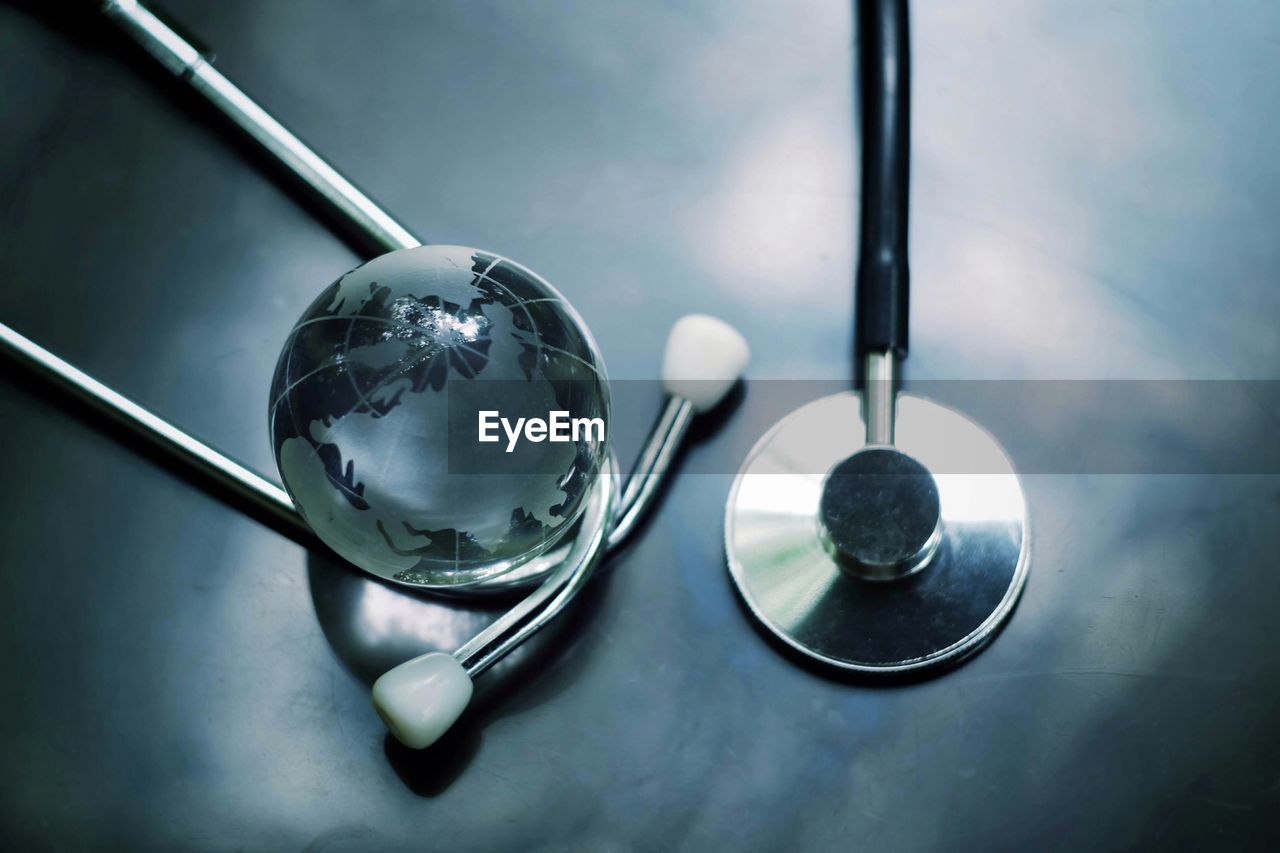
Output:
[270, 245, 610, 586]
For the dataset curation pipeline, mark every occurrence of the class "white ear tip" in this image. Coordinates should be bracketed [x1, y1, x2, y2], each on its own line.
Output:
[372, 652, 473, 750]
[662, 314, 750, 413]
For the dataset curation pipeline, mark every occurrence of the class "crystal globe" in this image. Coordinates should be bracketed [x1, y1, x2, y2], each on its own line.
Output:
[270, 245, 610, 586]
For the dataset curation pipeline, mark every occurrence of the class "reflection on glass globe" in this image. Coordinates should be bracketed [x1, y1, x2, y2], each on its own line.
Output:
[269, 245, 610, 587]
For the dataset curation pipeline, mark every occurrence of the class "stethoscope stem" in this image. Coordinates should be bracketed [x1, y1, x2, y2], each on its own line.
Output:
[102, 0, 421, 255]
[863, 349, 898, 446]
[857, 0, 907, 446]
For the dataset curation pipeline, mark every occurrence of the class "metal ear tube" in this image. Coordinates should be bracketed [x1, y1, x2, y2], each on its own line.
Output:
[102, 0, 421, 254]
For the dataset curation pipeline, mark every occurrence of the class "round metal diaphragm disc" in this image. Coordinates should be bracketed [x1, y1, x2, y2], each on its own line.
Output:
[819, 447, 942, 581]
[725, 393, 1029, 673]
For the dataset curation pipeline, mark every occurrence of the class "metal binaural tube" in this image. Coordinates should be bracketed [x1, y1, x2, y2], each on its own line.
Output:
[454, 394, 698, 676]
[101, 0, 421, 254]
[0, 322, 309, 539]
[608, 396, 694, 551]
[453, 471, 614, 677]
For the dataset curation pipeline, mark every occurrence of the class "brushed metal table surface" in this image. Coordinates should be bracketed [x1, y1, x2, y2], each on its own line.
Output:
[2, 1, 1278, 850]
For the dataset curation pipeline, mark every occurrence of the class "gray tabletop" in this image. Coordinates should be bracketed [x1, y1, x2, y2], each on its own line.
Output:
[2, 1, 1278, 850]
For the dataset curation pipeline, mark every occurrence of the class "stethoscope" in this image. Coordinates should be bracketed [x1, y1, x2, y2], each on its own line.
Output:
[725, 0, 1028, 673]
[0, 0, 1027, 750]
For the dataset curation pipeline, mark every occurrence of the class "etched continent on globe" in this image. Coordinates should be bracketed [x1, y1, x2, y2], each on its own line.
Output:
[269, 245, 610, 586]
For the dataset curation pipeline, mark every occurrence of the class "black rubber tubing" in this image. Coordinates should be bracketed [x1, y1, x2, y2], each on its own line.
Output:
[855, 0, 911, 359]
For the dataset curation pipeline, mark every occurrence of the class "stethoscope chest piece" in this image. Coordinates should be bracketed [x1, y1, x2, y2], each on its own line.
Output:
[725, 392, 1028, 674]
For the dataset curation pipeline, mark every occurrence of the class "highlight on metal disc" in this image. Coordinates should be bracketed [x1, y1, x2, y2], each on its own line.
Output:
[725, 393, 1029, 673]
